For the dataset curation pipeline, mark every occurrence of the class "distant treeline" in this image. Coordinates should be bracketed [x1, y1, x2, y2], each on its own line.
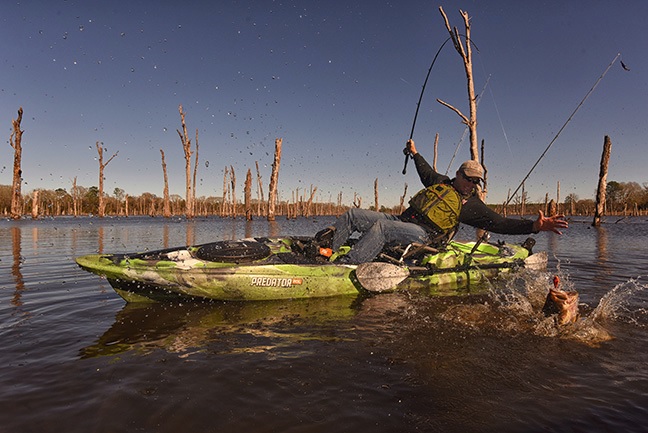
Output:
[1, 180, 647, 218]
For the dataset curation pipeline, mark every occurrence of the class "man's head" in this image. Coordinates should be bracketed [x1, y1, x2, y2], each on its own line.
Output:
[458, 160, 484, 182]
[454, 160, 484, 195]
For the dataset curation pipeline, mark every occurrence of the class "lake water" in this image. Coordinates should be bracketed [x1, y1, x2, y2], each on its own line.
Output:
[1, 215, 647, 433]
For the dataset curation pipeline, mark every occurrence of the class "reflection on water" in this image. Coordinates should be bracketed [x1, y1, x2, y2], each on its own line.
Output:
[2, 216, 648, 433]
[11, 226, 24, 307]
[80, 296, 360, 359]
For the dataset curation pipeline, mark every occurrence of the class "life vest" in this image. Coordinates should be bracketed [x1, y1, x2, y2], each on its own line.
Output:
[408, 183, 462, 235]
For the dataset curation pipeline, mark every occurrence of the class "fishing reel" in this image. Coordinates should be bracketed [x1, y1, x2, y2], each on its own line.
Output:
[402, 147, 413, 175]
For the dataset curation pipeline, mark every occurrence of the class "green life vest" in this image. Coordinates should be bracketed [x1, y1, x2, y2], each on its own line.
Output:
[409, 183, 462, 234]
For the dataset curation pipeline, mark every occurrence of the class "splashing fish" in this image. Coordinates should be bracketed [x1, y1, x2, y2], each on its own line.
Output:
[542, 276, 580, 325]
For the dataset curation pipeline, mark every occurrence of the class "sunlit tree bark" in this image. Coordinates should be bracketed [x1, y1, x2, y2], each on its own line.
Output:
[9, 107, 24, 220]
[96, 141, 118, 218]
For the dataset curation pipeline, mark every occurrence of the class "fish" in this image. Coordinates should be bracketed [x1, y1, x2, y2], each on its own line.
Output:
[542, 276, 580, 325]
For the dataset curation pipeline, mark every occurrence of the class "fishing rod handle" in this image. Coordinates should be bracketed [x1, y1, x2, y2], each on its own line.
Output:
[402, 148, 411, 175]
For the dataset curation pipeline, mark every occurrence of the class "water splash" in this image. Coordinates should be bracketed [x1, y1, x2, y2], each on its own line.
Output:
[435, 270, 642, 346]
[590, 278, 648, 325]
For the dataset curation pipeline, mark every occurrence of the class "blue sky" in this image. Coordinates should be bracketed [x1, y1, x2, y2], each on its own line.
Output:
[1, 0, 646, 207]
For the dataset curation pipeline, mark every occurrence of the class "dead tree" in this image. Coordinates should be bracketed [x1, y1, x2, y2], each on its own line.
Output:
[480, 138, 488, 193]
[31, 190, 39, 219]
[255, 161, 265, 216]
[244, 168, 253, 221]
[374, 178, 379, 211]
[267, 138, 282, 221]
[9, 107, 24, 220]
[72, 177, 79, 217]
[593, 135, 612, 227]
[221, 166, 229, 216]
[177, 104, 194, 218]
[548, 199, 557, 217]
[192, 129, 199, 216]
[160, 149, 171, 217]
[353, 193, 362, 208]
[229, 165, 237, 218]
[438, 7, 479, 162]
[432, 133, 439, 171]
[96, 141, 118, 218]
[399, 183, 408, 214]
[305, 185, 317, 217]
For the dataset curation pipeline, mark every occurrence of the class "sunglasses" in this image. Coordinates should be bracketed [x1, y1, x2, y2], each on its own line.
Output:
[461, 171, 481, 185]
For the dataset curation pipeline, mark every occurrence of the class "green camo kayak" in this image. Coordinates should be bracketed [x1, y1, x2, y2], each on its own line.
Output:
[75, 237, 545, 302]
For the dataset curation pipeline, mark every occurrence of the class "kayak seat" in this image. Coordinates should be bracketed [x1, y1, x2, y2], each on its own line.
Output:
[194, 240, 271, 263]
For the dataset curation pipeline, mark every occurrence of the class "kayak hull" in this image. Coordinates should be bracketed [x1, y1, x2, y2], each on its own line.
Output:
[76, 237, 543, 302]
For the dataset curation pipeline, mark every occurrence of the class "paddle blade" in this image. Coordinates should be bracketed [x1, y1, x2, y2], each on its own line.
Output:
[355, 262, 410, 293]
[524, 251, 548, 271]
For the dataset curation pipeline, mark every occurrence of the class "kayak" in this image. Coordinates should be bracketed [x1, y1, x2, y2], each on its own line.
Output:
[75, 236, 546, 302]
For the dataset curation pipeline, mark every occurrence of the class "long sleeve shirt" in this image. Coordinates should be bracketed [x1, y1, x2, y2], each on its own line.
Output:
[400, 153, 536, 235]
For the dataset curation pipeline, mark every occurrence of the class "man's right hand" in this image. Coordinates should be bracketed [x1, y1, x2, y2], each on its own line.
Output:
[406, 139, 418, 155]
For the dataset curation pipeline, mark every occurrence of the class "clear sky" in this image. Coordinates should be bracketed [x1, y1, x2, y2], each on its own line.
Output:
[1, 0, 646, 207]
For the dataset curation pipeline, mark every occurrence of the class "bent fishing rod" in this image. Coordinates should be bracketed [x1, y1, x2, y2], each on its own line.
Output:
[403, 35, 480, 174]
[402, 36, 453, 175]
[505, 53, 621, 206]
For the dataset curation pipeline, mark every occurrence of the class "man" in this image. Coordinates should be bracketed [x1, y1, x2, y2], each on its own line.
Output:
[315, 139, 568, 264]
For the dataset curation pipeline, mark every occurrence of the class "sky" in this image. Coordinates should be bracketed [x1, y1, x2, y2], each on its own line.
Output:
[1, 0, 647, 208]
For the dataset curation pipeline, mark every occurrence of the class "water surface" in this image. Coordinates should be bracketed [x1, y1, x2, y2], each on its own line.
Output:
[1, 216, 647, 432]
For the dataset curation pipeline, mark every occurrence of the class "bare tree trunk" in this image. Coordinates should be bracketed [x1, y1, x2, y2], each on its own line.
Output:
[480, 139, 488, 195]
[160, 149, 171, 218]
[267, 138, 282, 221]
[593, 135, 612, 227]
[438, 7, 479, 161]
[192, 129, 199, 216]
[353, 193, 361, 209]
[72, 177, 79, 217]
[31, 190, 39, 219]
[399, 183, 408, 214]
[374, 178, 379, 211]
[432, 133, 439, 171]
[548, 199, 557, 217]
[10, 107, 24, 220]
[177, 104, 194, 218]
[222, 166, 229, 217]
[254, 161, 265, 217]
[230, 165, 236, 218]
[244, 168, 252, 221]
[521, 182, 526, 216]
[305, 185, 317, 217]
[125, 194, 129, 217]
[96, 141, 118, 218]
[557, 181, 561, 215]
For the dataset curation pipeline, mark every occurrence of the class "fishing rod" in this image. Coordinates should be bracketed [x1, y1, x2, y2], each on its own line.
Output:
[403, 35, 480, 175]
[505, 53, 621, 206]
[402, 36, 454, 175]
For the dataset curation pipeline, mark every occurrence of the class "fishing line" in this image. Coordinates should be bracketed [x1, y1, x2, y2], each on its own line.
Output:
[505, 53, 621, 206]
[402, 35, 480, 175]
[487, 78, 513, 158]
